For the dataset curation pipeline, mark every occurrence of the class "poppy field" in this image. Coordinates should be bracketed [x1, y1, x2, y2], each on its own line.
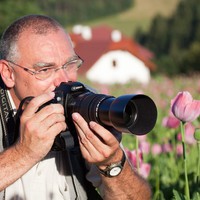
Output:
[80, 74, 200, 200]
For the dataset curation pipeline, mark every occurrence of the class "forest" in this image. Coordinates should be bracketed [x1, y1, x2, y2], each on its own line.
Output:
[135, 0, 200, 75]
[0, 0, 132, 36]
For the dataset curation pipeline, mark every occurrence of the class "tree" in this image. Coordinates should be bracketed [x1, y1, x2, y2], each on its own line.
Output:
[180, 42, 200, 73]
[0, 0, 44, 36]
[135, 0, 200, 75]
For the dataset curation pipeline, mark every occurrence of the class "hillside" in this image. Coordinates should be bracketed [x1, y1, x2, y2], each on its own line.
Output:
[73, 0, 180, 37]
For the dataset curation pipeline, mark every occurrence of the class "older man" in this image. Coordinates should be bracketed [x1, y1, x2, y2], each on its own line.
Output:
[0, 15, 151, 200]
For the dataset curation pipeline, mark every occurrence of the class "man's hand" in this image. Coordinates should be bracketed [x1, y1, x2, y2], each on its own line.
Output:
[72, 112, 122, 167]
[0, 92, 67, 191]
[72, 112, 152, 200]
[16, 92, 67, 163]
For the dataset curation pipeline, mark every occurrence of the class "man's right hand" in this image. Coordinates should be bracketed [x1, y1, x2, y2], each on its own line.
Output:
[15, 92, 67, 163]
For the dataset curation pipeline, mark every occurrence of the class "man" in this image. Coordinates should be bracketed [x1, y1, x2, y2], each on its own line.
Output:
[0, 15, 151, 199]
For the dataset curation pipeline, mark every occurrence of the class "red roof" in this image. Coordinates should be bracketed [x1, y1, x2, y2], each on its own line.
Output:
[108, 38, 156, 71]
[70, 25, 156, 74]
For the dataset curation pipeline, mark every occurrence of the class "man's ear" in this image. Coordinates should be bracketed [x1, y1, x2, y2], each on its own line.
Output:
[0, 60, 15, 88]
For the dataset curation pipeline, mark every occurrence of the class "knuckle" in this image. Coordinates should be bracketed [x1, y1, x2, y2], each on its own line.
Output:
[101, 150, 110, 159]
[57, 114, 65, 122]
[23, 120, 33, 132]
[28, 99, 38, 108]
[49, 103, 64, 113]
[44, 104, 55, 113]
[52, 114, 65, 124]
[86, 132, 93, 140]
[80, 136, 88, 145]
[20, 115, 26, 124]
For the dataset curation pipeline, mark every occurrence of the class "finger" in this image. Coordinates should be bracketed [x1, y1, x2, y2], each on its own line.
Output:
[76, 125, 119, 165]
[73, 113, 118, 148]
[22, 92, 55, 118]
[77, 130, 109, 163]
[72, 113, 114, 161]
[36, 103, 64, 122]
[89, 121, 119, 147]
[47, 121, 67, 136]
[72, 113, 105, 147]
[42, 113, 65, 128]
[72, 113, 99, 148]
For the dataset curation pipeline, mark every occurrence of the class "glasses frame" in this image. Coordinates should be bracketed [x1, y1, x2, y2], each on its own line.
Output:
[5, 55, 83, 80]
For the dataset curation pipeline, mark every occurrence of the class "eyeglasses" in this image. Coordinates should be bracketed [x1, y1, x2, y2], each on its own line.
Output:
[6, 55, 83, 80]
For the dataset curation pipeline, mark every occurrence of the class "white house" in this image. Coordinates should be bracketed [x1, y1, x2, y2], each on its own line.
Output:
[86, 50, 150, 84]
[70, 25, 156, 85]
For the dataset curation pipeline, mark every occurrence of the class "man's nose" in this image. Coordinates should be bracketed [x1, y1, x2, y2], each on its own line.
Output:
[54, 69, 71, 86]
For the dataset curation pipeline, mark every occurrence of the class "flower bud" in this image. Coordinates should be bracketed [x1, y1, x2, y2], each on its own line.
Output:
[171, 91, 200, 122]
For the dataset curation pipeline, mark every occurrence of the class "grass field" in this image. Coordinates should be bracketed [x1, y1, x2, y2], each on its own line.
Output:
[72, 1, 200, 198]
[80, 0, 180, 36]
[73, 1, 200, 198]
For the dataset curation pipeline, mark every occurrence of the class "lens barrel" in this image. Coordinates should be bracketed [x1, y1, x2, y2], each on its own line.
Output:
[67, 92, 157, 135]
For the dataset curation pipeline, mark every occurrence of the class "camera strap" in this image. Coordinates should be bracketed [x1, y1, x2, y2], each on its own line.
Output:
[61, 132, 102, 200]
[0, 77, 17, 149]
[0, 77, 18, 200]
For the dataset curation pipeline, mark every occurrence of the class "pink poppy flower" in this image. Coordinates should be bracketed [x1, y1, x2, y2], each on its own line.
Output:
[162, 115, 180, 129]
[171, 91, 200, 122]
[177, 123, 196, 145]
[176, 144, 183, 156]
[151, 143, 162, 155]
[125, 149, 151, 179]
[162, 143, 173, 153]
[125, 149, 142, 167]
[139, 163, 151, 179]
[139, 141, 150, 154]
[137, 135, 147, 142]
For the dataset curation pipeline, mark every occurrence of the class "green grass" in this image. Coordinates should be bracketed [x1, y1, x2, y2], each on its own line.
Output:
[68, 0, 180, 37]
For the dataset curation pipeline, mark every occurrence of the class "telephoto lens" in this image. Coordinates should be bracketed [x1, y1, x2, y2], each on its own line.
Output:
[54, 82, 157, 135]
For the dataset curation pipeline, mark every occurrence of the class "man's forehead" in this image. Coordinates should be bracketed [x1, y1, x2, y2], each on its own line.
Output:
[18, 28, 59, 42]
[17, 29, 74, 60]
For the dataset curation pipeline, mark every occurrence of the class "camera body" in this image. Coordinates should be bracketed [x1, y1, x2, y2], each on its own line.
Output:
[50, 81, 157, 135]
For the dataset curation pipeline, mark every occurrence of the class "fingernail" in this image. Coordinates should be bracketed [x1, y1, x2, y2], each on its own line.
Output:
[72, 113, 79, 121]
[89, 121, 96, 128]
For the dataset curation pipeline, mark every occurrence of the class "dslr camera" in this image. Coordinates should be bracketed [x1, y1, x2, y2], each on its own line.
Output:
[49, 81, 157, 135]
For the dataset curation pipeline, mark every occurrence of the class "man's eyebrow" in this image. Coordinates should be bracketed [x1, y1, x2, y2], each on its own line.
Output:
[63, 55, 79, 64]
[32, 55, 79, 69]
[33, 62, 55, 69]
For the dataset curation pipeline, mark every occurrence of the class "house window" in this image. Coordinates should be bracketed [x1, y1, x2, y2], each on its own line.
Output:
[112, 59, 117, 67]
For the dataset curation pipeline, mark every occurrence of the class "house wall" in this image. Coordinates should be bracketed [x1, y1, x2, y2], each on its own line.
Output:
[86, 50, 150, 85]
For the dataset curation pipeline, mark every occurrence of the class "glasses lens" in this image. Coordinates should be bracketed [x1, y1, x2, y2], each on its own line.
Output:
[35, 68, 54, 80]
[64, 59, 82, 73]
[35, 59, 83, 80]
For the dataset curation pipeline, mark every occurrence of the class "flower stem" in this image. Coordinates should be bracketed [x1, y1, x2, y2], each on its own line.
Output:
[180, 122, 190, 200]
[136, 137, 140, 172]
[196, 141, 200, 184]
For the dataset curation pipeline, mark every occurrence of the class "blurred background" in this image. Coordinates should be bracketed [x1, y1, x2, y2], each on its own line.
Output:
[1, 0, 200, 199]
[1, 0, 199, 77]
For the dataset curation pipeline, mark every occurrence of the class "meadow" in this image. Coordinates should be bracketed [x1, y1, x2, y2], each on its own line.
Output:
[75, 0, 180, 37]
[79, 74, 200, 200]
[76, 0, 200, 198]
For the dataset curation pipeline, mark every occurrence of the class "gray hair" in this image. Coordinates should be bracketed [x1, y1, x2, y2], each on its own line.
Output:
[0, 15, 63, 61]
